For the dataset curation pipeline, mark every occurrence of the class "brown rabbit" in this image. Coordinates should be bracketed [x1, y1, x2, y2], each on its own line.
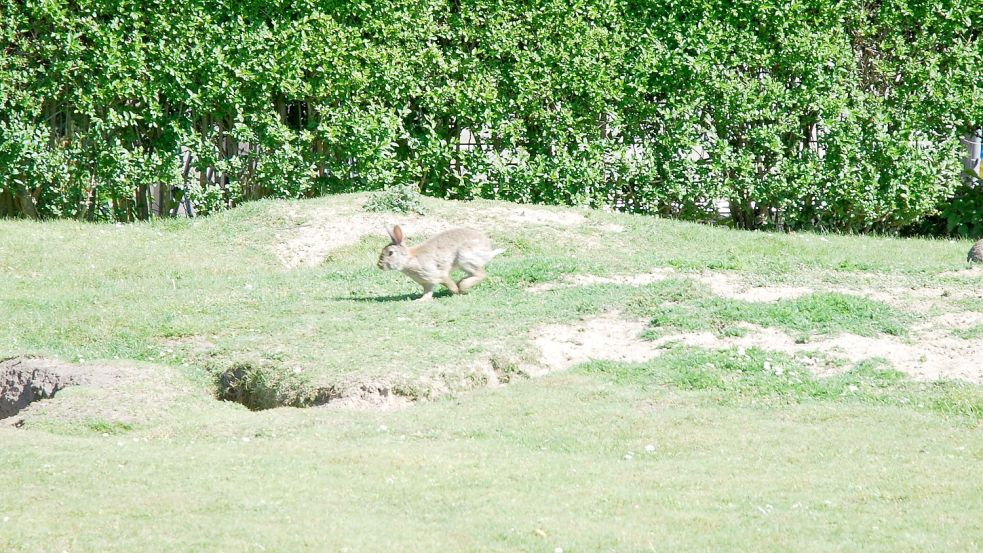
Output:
[377, 225, 504, 301]
[969, 239, 983, 263]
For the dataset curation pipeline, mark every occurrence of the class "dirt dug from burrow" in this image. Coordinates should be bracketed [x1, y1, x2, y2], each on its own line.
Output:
[273, 198, 586, 269]
[1, 356, 90, 419]
[529, 311, 983, 383]
[1, 355, 198, 426]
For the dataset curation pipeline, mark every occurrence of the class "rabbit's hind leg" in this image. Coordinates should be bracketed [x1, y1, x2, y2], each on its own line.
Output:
[457, 268, 486, 293]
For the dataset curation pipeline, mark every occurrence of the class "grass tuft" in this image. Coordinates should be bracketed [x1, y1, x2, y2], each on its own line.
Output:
[362, 184, 429, 215]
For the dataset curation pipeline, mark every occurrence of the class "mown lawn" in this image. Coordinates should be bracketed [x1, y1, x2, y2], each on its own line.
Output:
[0, 194, 981, 552]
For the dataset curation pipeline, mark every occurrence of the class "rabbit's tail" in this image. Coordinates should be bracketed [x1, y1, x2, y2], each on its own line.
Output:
[490, 248, 506, 259]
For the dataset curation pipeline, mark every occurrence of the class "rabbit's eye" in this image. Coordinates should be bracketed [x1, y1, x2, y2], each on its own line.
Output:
[387, 251, 393, 256]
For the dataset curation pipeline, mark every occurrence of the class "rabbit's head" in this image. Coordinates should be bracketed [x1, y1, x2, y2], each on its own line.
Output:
[377, 225, 412, 270]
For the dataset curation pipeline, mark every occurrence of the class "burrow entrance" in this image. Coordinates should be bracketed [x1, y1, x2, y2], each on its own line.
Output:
[214, 362, 339, 410]
[212, 358, 523, 411]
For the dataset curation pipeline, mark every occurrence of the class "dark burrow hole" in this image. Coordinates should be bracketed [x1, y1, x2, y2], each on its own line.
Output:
[1, 356, 83, 420]
[214, 362, 418, 410]
[214, 362, 339, 411]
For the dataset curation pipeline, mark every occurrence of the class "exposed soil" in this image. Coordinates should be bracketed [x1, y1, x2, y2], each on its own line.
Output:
[2, 355, 198, 427]
[274, 203, 450, 269]
[530, 313, 662, 372]
[527, 311, 983, 383]
[479, 206, 585, 228]
[212, 358, 525, 412]
[0, 356, 88, 419]
[694, 272, 815, 302]
[527, 269, 982, 311]
[943, 266, 983, 277]
[273, 199, 586, 269]
[528, 268, 677, 293]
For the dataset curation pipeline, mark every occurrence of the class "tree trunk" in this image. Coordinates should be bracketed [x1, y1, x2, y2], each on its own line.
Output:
[0, 188, 16, 217]
[135, 184, 149, 220]
[14, 180, 39, 220]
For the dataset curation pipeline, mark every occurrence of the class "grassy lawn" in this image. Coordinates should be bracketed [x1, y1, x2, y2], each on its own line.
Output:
[1, 193, 981, 551]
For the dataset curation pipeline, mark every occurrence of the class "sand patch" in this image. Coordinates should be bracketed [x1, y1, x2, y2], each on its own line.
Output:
[528, 269, 677, 293]
[942, 266, 983, 278]
[528, 312, 983, 383]
[274, 203, 449, 269]
[274, 200, 586, 269]
[530, 313, 661, 372]
[694, 272, 815, 302]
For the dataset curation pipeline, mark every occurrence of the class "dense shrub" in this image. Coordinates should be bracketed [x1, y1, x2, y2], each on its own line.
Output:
[0, 0, 980, 232]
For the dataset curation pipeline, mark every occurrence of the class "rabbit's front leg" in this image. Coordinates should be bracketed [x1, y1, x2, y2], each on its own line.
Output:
[416, 283, 436, 301]
[442, 276, 460, 295]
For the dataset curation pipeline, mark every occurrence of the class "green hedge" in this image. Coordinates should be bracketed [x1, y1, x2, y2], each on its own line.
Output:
[1, 0, 980, 232]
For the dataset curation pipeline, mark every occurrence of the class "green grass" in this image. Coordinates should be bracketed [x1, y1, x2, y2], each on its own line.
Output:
[2, 372, 982, 552]
[954, 324, 983, 340]
[580, 348, 983, 420]
[1, 193, 982, 551]
[0, 193, 972, 388]
[634, 288, 908, 339]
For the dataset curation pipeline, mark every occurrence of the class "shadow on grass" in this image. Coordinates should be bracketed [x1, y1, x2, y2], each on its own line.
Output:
[337, 290, 454, 302]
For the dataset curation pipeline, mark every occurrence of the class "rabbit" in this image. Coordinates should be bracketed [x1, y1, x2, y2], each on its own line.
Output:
[969, 239, 983, 263]
[377, 225, 504, 301]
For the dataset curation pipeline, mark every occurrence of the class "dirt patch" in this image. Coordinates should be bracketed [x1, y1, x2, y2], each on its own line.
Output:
[215, 363, 413, 412]
[3, 356, 197, 427]
[530, 313, 664, 372]
[656, 323, 983, 382]
[943, 266, 983, 278]
[0, 357, 88, 419]
[273, 200, 589, 269]
[695, 272, 976, 308]
[528, 269, 677, 293]
[274, 202, 450, 269]
[527, 312, 983, 383]
[317, 381, 415, 410]
[157, 335, 216, 357]
[527, 268, 978, 309]
[694, 272, 815, 302]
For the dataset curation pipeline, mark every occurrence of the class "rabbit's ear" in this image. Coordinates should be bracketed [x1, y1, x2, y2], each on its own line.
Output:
[391, 225, 404, 245]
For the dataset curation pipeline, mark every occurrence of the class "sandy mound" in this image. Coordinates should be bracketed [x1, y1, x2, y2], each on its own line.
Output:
[1, 357, 89, 419]
[2, 356, 197, 426]
[274, 199, 585, 269]
[274, 203, 450, 269]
